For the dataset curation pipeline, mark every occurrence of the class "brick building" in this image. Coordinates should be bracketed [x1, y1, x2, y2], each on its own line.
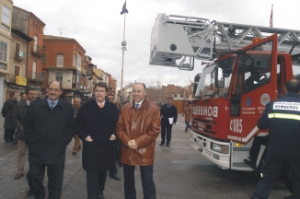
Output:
[43, 35, 86, 103]
[12, 6, 46, 92]
[161, 84, 194, 113]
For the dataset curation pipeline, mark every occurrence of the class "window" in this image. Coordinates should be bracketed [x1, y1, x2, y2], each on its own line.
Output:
[32, 61, 36, 79]
[15, 43, 20, 57]
[1, 4, 10, 31]
[57, 53, 64, 67]
[56, 72, 63, 83]
[41, 72, 45, 81]
[15, 66, 20, 76]
[73, 53, 81, 71]
[243, 54, 271, 93]
[0, 41, 7, 70]
[33, 35, 38, 52]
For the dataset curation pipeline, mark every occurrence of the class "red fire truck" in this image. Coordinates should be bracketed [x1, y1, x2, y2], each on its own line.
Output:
[150, 14, 300, 171]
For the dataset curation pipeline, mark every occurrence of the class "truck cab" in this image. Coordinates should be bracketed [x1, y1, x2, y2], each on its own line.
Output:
[191, 34, 297, 171]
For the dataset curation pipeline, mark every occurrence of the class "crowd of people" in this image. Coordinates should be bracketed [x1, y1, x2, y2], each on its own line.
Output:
[2, 81, 184, 199]
[2, 78, 299, 199]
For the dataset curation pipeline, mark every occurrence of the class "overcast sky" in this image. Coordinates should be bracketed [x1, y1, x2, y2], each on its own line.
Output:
[13, 0, 300, 89]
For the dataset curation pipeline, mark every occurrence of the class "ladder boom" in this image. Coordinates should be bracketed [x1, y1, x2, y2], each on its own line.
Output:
[150, 13, 300, 69]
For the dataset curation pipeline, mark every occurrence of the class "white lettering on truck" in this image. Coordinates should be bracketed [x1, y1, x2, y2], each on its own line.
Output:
[230, 119, 242, 133]
[193, 106, 218, 117]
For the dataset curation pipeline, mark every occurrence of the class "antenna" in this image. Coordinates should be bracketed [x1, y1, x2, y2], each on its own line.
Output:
[58, 27, 66, 36]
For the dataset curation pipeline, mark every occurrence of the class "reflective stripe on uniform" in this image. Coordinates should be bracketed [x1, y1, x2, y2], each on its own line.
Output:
[268, 113, 300, 121]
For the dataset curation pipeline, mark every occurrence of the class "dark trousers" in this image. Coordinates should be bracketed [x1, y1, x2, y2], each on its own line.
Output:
[185, 122, 191, 132]
[4, 128, 15, 142]
[161, 125, 172, 144]
[109, 150, 118, 176]
[123, 164, 156, 199]
[249, 136, 268, 161]
[87, 171, 107, 199]
[27, 162, 65, 199]
[253, 156, 300, 199]
[109, 142, 120, 176]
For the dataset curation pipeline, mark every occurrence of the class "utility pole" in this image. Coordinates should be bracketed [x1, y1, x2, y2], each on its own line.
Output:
[120, 1, 128, 103]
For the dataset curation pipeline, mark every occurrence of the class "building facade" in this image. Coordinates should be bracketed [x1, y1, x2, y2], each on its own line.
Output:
[12, 6, 46, 92]
[5, 28, 32, 100]
[0, 0, 13, 107]
[43, 35, 86, 103]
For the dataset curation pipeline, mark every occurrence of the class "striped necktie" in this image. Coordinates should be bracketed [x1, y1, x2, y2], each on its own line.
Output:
[135, 104, 140, 110]
[50, 101, 55, 109]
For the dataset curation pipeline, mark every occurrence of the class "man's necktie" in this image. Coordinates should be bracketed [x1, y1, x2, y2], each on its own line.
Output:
[99, 103, 104, 108]
[135, 104, 140, 110]
[50, 101, 55, 109]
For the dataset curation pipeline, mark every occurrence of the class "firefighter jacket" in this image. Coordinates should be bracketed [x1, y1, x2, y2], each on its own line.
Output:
[257, 93, 300, 159]
[116, 97, 161, 166]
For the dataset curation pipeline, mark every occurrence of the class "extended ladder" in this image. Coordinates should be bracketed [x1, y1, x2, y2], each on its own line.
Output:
[149, 14, 300, 70]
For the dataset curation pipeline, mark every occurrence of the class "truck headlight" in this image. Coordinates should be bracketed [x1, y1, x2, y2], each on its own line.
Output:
[211, 143, 229, 154]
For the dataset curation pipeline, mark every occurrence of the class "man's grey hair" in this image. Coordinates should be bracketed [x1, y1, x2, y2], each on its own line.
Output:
[133, 82, 147, 90]
[74, 97, 81, 102]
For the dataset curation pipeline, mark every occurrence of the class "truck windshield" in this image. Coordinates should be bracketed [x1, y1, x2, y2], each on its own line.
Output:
[195, 57, 235, 98]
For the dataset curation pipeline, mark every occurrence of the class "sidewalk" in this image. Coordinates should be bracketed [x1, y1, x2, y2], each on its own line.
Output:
[0, 116, 86, 199]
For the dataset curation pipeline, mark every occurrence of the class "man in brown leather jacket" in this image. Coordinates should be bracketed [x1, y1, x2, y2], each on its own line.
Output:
[117, 83, 160, 199]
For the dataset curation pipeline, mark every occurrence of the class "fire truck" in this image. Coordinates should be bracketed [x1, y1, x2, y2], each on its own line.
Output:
[150, 14, 300, 171]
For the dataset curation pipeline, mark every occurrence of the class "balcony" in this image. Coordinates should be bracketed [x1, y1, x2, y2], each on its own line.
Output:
[81, 67, 87, 75]
[5, 75, 27, 86]
[14, 50, 26, 62]
[31, 44, 45, 57]
[27, 71, 45, 85]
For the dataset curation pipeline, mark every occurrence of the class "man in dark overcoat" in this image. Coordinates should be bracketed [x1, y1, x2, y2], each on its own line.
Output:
[13, 88, 37, 180]
[76, 82, 119, 199]
[160, 97, 178, 147]
[2, 92, 19, 143]
[23, 81, 75, 199]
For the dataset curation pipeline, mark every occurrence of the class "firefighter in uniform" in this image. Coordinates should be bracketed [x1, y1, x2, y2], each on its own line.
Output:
[250, 79, 300, 199]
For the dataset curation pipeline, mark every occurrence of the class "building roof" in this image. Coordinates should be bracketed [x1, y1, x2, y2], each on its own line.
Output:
[44, 35, 86, 53]
[11, 28, 33, 41]
[13, 6, 46, 26]
[44, 35, 75, 41]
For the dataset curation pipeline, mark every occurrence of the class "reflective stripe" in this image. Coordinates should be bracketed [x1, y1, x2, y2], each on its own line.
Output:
[268, 113, 300, 121]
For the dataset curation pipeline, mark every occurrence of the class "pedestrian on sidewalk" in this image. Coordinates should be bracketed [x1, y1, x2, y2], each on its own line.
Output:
[23, 81, 75, 199]
[13, 88, 37, 180]
[117, 83, 161, 199]
[76, 82, 119, 199]
[182, 100, 192, 133]
[2, 92, 18, 143]
[72, 97, 82, 155]
[20, 92, 26, 100]
[107, 93, 121, 181]
[160, 97, 177, 147]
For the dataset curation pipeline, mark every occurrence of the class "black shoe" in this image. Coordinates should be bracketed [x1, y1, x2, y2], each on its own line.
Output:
[110, 174, 121, 181]
[25, 189, 32, 196]
[244, 158, 256, 169]
[98, 192, 105, 199]
[249, 195, 260, 199]
[166, 143, 170, 147]
[159, 143, 164, 146]
[11, 140, 17, 145]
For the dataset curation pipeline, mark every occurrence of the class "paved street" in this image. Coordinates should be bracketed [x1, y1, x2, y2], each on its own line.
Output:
[0, 115, 289, 199]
